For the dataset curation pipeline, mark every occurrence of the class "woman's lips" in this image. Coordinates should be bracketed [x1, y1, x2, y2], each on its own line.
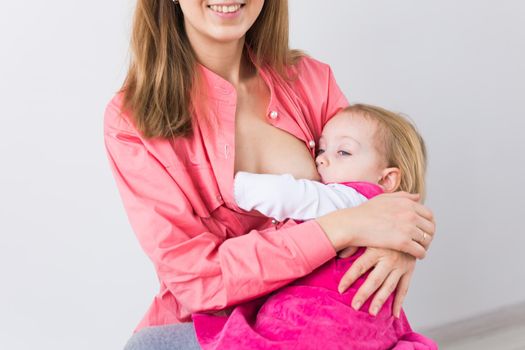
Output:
[207, 3, 245, 18]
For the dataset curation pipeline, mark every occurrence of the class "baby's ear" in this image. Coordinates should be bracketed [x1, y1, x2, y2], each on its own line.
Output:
[378, 167, 401, 193]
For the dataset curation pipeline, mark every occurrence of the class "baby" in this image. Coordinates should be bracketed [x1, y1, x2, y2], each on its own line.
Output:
[193, 104, 437, 349]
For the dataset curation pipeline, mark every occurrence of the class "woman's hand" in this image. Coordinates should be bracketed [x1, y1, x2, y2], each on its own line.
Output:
[316, 192, 435, 259]
[338, 247, 416, 318]
[315, 191, 436, 316]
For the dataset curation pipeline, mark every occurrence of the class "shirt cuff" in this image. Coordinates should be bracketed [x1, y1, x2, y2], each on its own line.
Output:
[284, 220, 337, 271]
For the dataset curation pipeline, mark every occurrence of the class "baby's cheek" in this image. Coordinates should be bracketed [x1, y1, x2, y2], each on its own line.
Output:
[322, 172, 342, 184]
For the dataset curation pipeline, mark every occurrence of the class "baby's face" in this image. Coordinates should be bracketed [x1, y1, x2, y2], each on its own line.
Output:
[316, 111, 386, 184]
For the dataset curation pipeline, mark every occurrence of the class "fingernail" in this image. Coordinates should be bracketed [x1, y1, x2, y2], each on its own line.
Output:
[338, 285, 347, 294]
[352, 300, 362, 310]
[370, 306, 379, 316]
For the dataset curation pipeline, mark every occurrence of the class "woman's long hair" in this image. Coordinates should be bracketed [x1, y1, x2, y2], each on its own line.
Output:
[120, 0, 302, 139]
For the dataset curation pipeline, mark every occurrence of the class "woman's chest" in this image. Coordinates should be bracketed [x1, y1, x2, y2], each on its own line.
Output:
[152, 74, 323, 232]
[235, 112, 317, 177]
[233, 78, 319, 180]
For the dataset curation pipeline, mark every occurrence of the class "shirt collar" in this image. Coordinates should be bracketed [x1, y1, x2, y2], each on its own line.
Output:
[195, 46, 276, 103]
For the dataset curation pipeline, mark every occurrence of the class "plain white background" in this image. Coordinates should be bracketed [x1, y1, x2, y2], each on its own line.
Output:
[1, 1, 524, 349]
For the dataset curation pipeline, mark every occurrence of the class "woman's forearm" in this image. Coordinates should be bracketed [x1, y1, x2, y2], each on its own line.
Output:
[315, 207, 361, 252]
[315, 192, 434, 260]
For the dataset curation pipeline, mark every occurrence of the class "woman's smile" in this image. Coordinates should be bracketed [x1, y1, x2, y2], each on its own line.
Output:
[178, 0, 261, 43]
[207, 2, 246, 18]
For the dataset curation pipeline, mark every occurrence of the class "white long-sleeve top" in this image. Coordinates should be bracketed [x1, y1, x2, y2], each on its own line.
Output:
[233, 171, 369, 222]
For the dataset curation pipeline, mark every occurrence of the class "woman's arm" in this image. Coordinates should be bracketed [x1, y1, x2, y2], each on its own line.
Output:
[233, 171, 435, 256]
[316, 191, 434, 258]
[234, 172, 435, 318]
[103, 101, 338, 314]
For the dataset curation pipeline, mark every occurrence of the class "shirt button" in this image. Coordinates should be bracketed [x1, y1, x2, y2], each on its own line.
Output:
[269, 110, 279, 119]
[216, 195, 223, 201]
[271, 219, 278, 225]
[308, 140, 316, 148]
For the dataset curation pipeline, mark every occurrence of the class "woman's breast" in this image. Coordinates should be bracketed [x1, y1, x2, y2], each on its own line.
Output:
[234, 117, 320, 181]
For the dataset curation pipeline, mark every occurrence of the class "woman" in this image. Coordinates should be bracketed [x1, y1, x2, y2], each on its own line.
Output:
[103, 1, 435, 349]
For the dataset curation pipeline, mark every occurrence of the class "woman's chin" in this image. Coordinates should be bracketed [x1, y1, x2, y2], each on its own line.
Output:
[204, 26, 249, 44]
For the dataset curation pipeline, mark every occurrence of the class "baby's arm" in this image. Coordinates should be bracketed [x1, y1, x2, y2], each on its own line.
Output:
[234, 171, 367, 222]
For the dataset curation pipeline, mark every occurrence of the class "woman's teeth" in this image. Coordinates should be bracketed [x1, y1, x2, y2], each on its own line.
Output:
[209, 4, 242, 13]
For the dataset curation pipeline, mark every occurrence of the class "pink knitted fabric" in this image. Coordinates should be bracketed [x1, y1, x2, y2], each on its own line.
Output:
[192, 182, 437, 349]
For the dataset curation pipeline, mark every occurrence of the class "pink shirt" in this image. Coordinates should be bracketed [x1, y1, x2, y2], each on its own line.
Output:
[103, 55, 349, 333]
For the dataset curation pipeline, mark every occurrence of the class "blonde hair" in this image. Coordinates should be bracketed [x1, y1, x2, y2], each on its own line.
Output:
[344, 104, 428, 202]
[119, 0, 302, 139]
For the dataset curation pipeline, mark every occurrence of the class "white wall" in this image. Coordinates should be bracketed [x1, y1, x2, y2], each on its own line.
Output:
[289, 0, 525, 329]
[0, 1, 523, 349]
[0, 1, 156, 349]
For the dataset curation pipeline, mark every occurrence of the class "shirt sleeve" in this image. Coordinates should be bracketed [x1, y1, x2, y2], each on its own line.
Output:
[103, 99, 337, 314]
[234, 172, 368, 222]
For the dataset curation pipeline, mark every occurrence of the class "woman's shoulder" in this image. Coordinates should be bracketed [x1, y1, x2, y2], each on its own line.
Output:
[285, 53, 346, 101]
[282, 54, 348, 136]
[295, 55, 333, 75]
[290, 55, 336, 84]
[285, 55, 343, 100]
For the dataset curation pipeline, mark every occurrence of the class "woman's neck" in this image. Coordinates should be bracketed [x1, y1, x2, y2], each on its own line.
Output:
[186, 31, 255, 86]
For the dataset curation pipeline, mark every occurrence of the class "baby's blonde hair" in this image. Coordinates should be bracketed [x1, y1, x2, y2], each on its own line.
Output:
[343, 104, 428, 202]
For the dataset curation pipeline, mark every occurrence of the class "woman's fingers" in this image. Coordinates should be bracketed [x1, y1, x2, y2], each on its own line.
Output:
[337, 250, 376, 294]
[397, 193, 435, 238]
[341, 249, 417, 318]
[338, 246, 359, 259]
[416, 216, 435, 241]
[402, 239, 426, 259]
[404, 205, 435, 256]
[413, 200, 434, 222]
[410, 216, 435, 253]
[392, 270, 413, 318]
[334, 192, 436, 258]
[350, 260, 392, 312]
[390, 191, 420, 200]
[368, 269, 403, 316]
[412, 227, 432, 250]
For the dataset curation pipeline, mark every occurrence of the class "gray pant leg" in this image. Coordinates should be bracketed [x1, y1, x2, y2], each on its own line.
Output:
[123, 322, 201, 350]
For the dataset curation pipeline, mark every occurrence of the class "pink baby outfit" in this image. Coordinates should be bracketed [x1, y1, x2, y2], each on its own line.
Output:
[193, 182, 437, 350]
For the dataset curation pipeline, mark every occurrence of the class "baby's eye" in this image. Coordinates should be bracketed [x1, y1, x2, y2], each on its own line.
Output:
[338, 150, 352, 156]
[316, 149, 325, 156]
